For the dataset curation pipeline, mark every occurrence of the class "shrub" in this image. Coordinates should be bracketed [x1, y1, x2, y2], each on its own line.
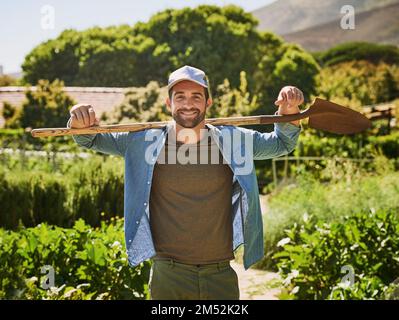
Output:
[315, 60, 399, 108]
[273, 210, 399, 300]
[255, 171, 399, 271]
[0, 155, 124, 229]
[0, 218, 151, 300]
[314, 42, 399, 67]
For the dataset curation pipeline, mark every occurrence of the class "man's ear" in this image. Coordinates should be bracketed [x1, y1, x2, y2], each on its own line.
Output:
[206, 97, 213, 108]
[166, 97, 171, 111]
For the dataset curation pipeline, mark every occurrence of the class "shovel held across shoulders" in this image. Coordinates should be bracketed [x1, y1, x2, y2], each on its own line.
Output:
[30, 98, 372, 138]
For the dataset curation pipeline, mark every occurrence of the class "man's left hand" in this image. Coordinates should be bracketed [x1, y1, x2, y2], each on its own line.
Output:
[274, 86, 304, 126]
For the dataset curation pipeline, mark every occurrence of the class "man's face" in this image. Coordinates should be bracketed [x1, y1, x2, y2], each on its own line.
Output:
[166, 80, 211, 128]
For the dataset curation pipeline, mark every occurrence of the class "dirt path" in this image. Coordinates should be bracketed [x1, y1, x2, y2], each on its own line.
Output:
[230, 194, 281, 300]
[231, 261, 281, 300]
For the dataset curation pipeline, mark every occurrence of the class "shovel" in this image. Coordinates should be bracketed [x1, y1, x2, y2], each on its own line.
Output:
[30, 97, 371, 138]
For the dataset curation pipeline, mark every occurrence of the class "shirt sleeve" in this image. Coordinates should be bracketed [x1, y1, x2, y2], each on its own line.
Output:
[66, 117, 130, 157]
[252, 111, 302, 160]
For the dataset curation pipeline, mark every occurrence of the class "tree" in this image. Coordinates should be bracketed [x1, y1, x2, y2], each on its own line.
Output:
[314, 42, 399, 67]
[17, 79, 76, 129]
[209, 71, 259, 118]
[316, 60, 399, 109]
[22, 5, 320, 114]
[254, 43, 320, 114]
[104, 81, 170, 124]
[132, 5, 264, 90]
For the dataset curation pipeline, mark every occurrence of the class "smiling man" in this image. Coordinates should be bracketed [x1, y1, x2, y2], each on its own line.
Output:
[67, 65, 303, 300]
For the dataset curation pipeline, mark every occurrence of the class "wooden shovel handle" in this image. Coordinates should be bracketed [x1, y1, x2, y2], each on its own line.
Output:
[30, 111, 311, 138]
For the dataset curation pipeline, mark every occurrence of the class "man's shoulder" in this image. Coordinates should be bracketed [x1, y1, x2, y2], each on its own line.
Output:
[214, 125, 256, 136]
[127, 126, 167, 141]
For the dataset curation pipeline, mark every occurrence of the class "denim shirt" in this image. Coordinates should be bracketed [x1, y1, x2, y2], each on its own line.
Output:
[67, 117, 301, 270]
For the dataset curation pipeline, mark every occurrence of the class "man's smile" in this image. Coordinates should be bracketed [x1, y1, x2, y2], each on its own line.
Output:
[179, 110, 199, 117]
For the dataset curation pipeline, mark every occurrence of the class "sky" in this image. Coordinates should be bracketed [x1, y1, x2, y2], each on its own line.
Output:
[0, 0, 275, 74]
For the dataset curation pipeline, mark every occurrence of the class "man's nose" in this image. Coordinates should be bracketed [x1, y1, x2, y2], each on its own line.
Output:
[180, 103, 196, 110]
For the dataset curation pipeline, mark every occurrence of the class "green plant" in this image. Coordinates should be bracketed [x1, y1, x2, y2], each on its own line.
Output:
[273, 210, 399, 300]
[255, 170, 399, 271]
[0, 218, 151, 300]
[0, 154, 124, 229]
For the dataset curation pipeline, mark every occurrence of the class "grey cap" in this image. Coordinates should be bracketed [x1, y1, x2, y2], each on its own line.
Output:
[167, 65, 209, 93]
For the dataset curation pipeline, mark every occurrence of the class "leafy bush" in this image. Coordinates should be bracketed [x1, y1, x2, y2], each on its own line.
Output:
[314, 42, 399, 67]
[2, 79, 75, 130]
[0, 218, 151, 299]
[256, 171, 399, 271]
[0, 128, 78, 152]
[103, 81, 170, 124]
[295, 129, 399, 161]
[208, 71, 259, 118]
[315, 60, 399, 108]
[273, 210, 399, 300]
[0, 154, 124, 229]
[0, 74, 18, 86]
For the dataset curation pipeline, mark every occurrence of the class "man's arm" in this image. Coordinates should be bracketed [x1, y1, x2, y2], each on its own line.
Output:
[252, 86, 303, 160]
[252, 120, 301, 160]
[67, 104, 129, 157]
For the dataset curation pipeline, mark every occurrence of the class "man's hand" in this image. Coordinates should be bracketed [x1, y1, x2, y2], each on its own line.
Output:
[69, 104, 100, 128]
[274, 86, 304, 127]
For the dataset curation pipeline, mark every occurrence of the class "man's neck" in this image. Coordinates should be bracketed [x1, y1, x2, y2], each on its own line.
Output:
[173, 121, 208, 144]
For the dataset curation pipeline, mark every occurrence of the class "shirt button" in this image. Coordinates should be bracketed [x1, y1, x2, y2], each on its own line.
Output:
[135, 220, 139, 224]
[147, 181, 150, 185]
[144, 202, 147, 206]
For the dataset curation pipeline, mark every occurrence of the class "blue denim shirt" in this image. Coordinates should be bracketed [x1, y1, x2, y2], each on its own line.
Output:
[67, 118, 301, 270]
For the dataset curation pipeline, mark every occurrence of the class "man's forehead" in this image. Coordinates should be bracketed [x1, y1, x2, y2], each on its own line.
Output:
[172, 80, 205, 93]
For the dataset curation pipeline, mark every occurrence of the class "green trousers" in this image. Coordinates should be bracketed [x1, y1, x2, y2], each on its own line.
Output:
[149, 258, 240, 300]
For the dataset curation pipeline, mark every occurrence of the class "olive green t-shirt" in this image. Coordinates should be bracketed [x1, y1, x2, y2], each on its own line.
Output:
[149, 129, 235, 264]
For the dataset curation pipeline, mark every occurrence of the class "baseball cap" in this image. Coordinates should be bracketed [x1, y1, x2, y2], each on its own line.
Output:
[167, 65, 210, 97]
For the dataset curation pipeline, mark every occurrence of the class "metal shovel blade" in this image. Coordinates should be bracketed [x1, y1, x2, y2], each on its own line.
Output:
[307, 98, 372, 134]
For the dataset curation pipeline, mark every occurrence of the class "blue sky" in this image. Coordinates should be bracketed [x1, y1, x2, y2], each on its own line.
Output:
[0, 0, 274, 74]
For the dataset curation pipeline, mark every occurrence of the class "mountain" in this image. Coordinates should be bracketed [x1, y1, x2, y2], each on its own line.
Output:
[282, 2, 399, 51]
[252, 0, 399, 35]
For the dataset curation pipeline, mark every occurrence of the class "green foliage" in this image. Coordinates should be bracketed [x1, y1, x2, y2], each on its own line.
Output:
[256, 170, 399, 271]
[104, 81, 170, 123]
[106, 71, 261, 122]
[273, 210, 399, 300]
[0, 128, 78, 152]
[22, 6, 262, 90]
[272, 45, 320, 100]
[314, 42, 399, 67]
[0, 74, 18, 86]
[0, 218, 151, 299]
[316, 60, 399, 108]
[209, 71, 259, 118]
[254, 42, 320, 112]
[133, 5, 263, 90]
[1, 102, 22, 128]
[21, 5, 319, 107]
[295, 129, 399, 159]
[3, 79, 76, 129]
[22, 26, 158, 87]
[0, 154, 124, 229]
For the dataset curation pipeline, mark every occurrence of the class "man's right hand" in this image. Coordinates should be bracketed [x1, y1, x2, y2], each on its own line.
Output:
[69, 104, 100, 128]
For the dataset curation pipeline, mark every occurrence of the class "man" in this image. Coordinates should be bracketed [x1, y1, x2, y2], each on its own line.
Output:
[67, 65, 303, 300]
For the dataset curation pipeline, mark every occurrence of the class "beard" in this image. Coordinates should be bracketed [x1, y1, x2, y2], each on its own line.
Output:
[172, 108, 206, 128]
